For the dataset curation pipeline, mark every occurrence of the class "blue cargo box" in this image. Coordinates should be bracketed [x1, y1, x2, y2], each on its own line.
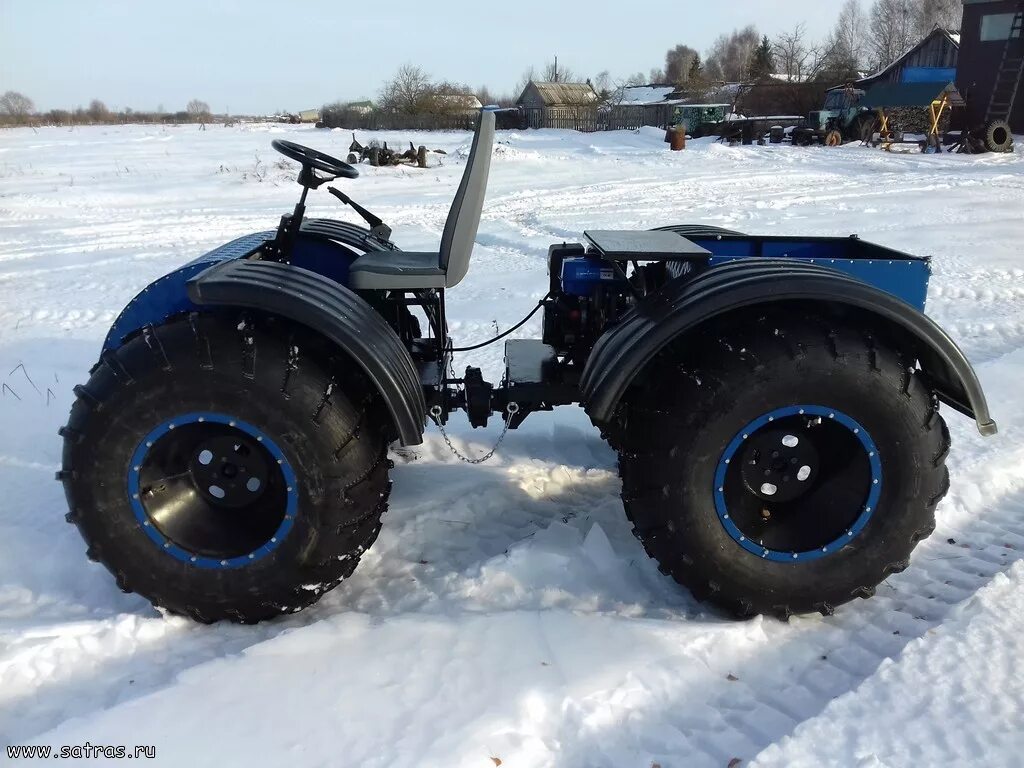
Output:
[687, 235, 930, 311]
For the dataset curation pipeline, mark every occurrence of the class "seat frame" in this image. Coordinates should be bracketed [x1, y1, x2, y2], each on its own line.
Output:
[346, 109, 496, 368]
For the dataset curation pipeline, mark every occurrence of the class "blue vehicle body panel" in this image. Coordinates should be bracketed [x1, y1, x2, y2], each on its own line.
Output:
[689, 236, 930, 311]
[706, 255, 929, 311]
[102, 231, 360, 351]
[902, 66, 957, 84]
[104, 225, 930, 357]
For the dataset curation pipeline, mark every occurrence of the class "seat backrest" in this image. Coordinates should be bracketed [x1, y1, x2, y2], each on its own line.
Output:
[439, 109, 495, 288]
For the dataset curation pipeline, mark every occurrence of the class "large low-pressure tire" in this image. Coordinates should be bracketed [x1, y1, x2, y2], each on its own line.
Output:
[983, 119, 1014, 153]
[652, 224, 745, 238]
[59, 312, 391, 623]
[616, 311, 950, 618]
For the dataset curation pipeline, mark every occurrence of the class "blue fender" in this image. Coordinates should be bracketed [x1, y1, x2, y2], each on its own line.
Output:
[102, 221, 387, 351]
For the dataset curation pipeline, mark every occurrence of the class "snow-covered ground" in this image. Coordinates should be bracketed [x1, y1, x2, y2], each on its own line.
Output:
[1, 123, 1022, 766]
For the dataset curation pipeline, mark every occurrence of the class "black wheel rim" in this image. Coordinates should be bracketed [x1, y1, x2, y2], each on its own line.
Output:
[713, 405, 882, 562]
[127, 413, 298, 568]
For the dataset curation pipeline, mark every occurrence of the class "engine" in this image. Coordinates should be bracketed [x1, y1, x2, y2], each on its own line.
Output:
[542, 243, 634, 362]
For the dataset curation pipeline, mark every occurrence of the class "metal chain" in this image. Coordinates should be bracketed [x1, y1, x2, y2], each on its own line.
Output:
[430, 402, 519, 464]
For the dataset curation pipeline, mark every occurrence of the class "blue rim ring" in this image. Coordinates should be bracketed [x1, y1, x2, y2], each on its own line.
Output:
[127, 412, 298, 569]
[713, 405, 882, 563]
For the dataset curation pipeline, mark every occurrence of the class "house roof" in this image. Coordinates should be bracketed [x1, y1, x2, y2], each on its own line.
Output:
[434, 92, 482, 109]
[848, 28, 961, 89]
[518, 81, 598, 106]
[618, 85, 678, 105]
[861, 80, 966, 108]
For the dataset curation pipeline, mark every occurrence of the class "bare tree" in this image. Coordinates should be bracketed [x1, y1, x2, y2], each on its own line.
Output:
[705, 26, 761, 81]
[542, 58, 577, 83]
[665, 44, 699, 84]
[914, 0, 961, 35]
[831, 0, 869, 72]
[513, 66, 537, 98]
[869, 0, 917, 71]
[773, 24, 811, 81]
[476, 84, 494, 106]
[773, 23, 838, 82]
[592, 70, 613, 100]
[0, 91, 34, 121]
[423, 81, 478, 115]
[378, 64, 433, 113]
[87, 99, 109, 122]
[186, 99, 211, 121]
[819, 0, 869, 81]
[649, 67, 666, 83]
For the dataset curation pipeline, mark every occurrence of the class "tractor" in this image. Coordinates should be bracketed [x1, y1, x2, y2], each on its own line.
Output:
[58, 109, 996, 624]
[791, 86, 873, 146]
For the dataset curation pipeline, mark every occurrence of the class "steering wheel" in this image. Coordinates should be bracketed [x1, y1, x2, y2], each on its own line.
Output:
[271, 139, 359, 180]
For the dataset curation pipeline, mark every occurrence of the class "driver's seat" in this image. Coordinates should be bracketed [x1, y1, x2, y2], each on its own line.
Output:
[348, 110, 495, 290]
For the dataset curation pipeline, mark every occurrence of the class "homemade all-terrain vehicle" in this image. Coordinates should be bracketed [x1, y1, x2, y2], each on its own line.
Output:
[59, 110, 996, 623]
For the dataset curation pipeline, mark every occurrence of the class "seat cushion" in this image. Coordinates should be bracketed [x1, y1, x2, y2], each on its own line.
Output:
[348, 250, 445, 289]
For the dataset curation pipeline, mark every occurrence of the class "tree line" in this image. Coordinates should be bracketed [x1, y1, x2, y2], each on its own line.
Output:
[324, 0, 961, 120]
[3, 0, 962, 128]
[624, 0, 959, 89]
[0, 94, 213, 127]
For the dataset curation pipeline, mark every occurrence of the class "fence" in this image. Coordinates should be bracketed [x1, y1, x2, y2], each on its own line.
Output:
[523, 106, 600, 132]
[320, 103, 733, 134]
[319, 108, 475, 131]
[522, 105, 691, 133]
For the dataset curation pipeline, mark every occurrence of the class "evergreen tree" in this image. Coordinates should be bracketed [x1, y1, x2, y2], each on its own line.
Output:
[749, 36, 776, 80]
[688, 53, 703, 81]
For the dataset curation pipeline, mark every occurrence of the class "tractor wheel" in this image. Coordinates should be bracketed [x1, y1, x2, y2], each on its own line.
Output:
[983, 119, 1014, 153]
[416, 145, 428, 168]
[59, 313, 391, 623]
[368, 147, 380, 167]
[853, 113, 876, 145]
[616, 311, 950, 618]
[824, 129, 843, 147]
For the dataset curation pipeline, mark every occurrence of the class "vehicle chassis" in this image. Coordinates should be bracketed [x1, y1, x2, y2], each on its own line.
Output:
[59, 111, 996, 624]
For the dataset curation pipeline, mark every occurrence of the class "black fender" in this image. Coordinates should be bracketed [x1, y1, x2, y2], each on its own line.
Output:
[187, 259, 426, 446]
[581, 259, 996, 436]
[300, 218, 398, 253]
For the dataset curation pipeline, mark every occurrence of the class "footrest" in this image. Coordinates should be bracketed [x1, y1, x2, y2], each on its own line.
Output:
[583, 230, 711, 260]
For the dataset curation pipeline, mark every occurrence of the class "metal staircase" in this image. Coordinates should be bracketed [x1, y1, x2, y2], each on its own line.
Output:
[985, 2, 1024, 123]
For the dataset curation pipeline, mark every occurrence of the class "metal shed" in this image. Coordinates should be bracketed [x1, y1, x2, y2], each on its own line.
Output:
[957, 0, 1024, 131]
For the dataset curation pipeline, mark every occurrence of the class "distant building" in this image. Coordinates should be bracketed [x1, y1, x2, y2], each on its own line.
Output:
[298, 109, 320, 123]
[345, 100, 374, 115]
[433, 91, 483, 115]
[829, 27, 961, 94]
[617, 84, 680, 106]
[957, 0, 1024, 130]
[517, 81, 598, 108]
[516, 81, 600, 130]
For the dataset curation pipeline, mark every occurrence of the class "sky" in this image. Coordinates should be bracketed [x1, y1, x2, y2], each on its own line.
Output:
[0, 0, 836, 114]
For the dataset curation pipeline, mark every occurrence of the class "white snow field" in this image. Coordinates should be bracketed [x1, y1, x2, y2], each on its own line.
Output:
[1, 123, 1023, 766]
